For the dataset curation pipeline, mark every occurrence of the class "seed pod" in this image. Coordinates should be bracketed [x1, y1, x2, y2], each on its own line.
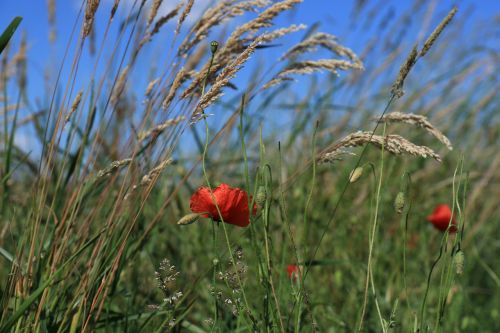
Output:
[349, 167, 364, 183]
[177, 213, 202, 225]
[394, 191, 405, 214]
[210, 41, 219, 54]
[454, 250, 464, 275]
[255, 186, 267, 207]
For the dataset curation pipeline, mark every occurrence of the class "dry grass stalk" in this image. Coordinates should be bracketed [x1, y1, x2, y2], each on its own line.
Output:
[147, 0, 164, 25]
[83, 0, 100, 38]
[259, 24, 306, 43]
[138, 116, 185, 142]
[96, 158, 132, 180]
[420, 7, 458, 57]
[390, 44, 418, 98]
[140, 158, 173, 186]
[151, 3, 183, 37]
[378, 112, 453, 150]
[65, 90, 83, 123]
[111, 66, 129, 107]
[193, 38, 261, 119]
[281, 32, 362, 67]
[125, 158, 173, 199]
[145, 78, 160, 98]
[319, 131, 442, 163]
[176, 0, 195, 34]
[162, 68, 192, 110]
[178, 0, 270, 56]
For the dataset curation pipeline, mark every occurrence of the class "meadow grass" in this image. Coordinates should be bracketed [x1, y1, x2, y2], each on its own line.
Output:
[0, 0, 498, 332]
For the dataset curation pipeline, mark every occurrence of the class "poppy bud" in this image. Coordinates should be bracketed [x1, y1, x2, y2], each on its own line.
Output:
[454, 250, 464, 275]
[394, 191, 405, 214]
[349, 167, 364, 183]
[210, 41, 219, 54]
[255, 186, 267, 207]
[177, 213, 202, 225]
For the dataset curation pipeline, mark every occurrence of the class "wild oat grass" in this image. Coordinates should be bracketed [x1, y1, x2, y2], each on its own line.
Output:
[0, 0, 498, 332]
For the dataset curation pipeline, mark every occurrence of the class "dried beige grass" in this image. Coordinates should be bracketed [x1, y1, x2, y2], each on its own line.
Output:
[83, 0, 100, 38]
[147, 0, 163, 25]
[162, 68, 192, 110]
[176, 0, 195, 34]
[138, 116, 185, 142]
[281, 32, 362, 67]
[193, 38, 261, 120]
[125, 158, 173, 199]
[47, 0, 56, 42]
[259, 24, 306, 43]
[378, 112, 453, 150]
[111, 66, 129, 107]
[151, 3, 183, 37]
[145, 78, 160, 98]
[65, 90, 83, 123]
[319, 131, 442, 163]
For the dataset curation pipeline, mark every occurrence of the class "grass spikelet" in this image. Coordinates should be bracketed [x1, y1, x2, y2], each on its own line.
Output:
[144, 78, 160, 98]
[176, 0, 195, 34]
[138, 116, 185, 142]
[394, 191, 405, 214]
[47, 0, 56, 42]
[349, 166, 364, 183]
[454, 250, 464, 275]
[259, 24, 306, 43]
[83, 0, 100, 38]
[378, 112, 453, 150]
[147, 0, 163, 26]
[65, 90, 83, 123]
[319, 131, 442, 163]
[390, 44, 418, 98]
[111, 65, 129, 107]
[194, 38, 261, 118]
[420, 7, 458, 58]
[151, 3, 183, 37]
[162, 68, 190, 110]
[96, 158, 132, 180]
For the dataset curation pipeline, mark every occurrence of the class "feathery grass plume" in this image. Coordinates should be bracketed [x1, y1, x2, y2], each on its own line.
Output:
[178, 0, 270, 57]
[65, 90, 83, 123]
[83, 0, 100, 38]
[95, 158, 132, 180]
[390, 44, 418, 98]
[318, 131, 442, 163]
[111, 65, 129, 107]
[193, 37, 261, 120]
[147, 0, 163, 26]
[176, 0, 195, 35]
[259, 24, 306, 43]
[47, 0, 56, 42]
[420, 7, 458, 58]
[162, 68, 191, 110]
[281, 32, 362, 66]
[144, 78, 160, 99]
[151, 3, 183, 37]
[138, 116, 185, 142]
[261, 76, 295, 90]
[378, 112, 453, 150]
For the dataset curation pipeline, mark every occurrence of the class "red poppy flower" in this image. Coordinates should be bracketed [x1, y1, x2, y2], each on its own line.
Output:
[427, 204, 457, 232]
[190, 183, 253, 227]
[287, 265, 300, 280]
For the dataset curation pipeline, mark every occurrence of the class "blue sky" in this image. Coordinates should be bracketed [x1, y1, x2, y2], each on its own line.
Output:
[0, 0, 498, 155]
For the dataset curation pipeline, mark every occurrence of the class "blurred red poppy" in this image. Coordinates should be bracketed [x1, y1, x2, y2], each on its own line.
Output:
[287, 264, 300, 280]
[427, 204, 457, 232]
[190, 183, 253, 227]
